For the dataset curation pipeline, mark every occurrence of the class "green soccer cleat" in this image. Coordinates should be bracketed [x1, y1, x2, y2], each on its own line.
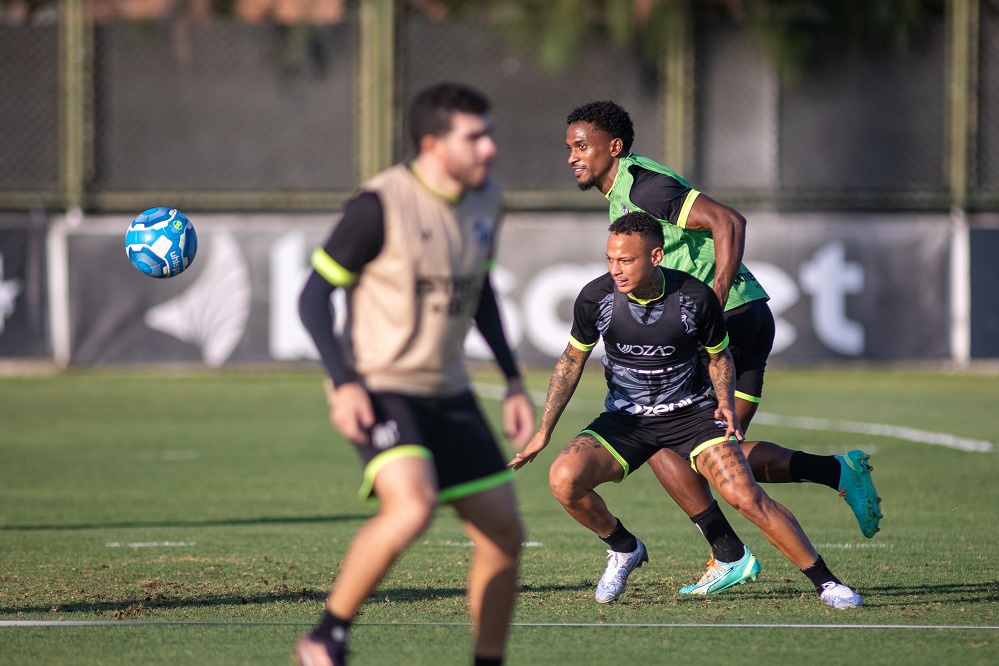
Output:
[679, 546, 761, 595]
[835, 450, 883, 538]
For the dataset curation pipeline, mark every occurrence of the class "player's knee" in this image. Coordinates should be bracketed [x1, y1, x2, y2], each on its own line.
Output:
[383, 494, 436, 537]
[548, 460, 583, 504]
[722, 482, 767, 520]
[493, 514, 525, 557]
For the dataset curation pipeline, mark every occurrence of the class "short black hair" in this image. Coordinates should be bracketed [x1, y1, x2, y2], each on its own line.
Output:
[407, 82, 491, 151]
[566, 100, 634, 154]
[609, 211, 665, 249]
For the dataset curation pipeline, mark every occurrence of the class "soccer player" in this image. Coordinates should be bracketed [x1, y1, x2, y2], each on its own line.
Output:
[561, 100, 881, 593]
[510, 212, 863, 609]
[296, 83, 534, 666]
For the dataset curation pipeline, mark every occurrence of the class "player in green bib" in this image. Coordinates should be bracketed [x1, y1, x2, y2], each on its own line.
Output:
[564, 100, 882, 594]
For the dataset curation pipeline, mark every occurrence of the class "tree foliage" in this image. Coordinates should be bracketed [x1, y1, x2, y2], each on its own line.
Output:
[417, 0, 946, 76]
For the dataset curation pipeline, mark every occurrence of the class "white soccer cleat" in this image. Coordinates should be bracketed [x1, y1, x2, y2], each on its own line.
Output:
[594, 538, 648, 603]
[819, 582, 863, 609]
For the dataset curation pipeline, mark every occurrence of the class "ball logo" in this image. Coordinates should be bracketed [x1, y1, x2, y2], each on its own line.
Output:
[172, 220, 184, 231]
[370, 420, 401, 450]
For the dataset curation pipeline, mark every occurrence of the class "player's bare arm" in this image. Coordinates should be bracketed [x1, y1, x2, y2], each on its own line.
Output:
[508, 343, 590, 469]
[502, 376, 535, 451]
[683, 195, 747, 309]
[706, 348, 743, 442]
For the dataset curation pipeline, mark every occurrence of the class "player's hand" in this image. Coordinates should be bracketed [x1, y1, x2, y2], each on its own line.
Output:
[507, 431, 549, 470]
[324, 379, 375, 444]
[715, 404, 744, 443]
[502, 378, 535, 450]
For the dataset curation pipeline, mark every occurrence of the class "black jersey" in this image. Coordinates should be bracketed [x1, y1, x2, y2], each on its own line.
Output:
[569, 267, 730, 417]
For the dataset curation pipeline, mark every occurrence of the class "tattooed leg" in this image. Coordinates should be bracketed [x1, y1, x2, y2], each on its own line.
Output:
[548, 433, 625, 537]
[694, 439, 819, 569]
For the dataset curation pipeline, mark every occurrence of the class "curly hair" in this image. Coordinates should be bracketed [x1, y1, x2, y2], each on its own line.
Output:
[566, 100, 635, 154]
[609, 211, 664, 249]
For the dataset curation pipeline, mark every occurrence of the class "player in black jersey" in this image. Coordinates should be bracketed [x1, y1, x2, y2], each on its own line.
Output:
[510, 212, 862, 609]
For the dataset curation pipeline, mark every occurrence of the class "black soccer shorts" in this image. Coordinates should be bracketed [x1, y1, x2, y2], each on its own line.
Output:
[723, 299, 776, 403]
[580, 403, 734, 481]
[351, 390, 513, 503]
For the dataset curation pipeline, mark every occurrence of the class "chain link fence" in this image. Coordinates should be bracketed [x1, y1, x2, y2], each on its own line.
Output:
[0, 19, 60, 192]
[0, 0, 997, 212]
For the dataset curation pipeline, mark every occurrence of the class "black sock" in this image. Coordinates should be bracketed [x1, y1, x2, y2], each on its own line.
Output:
[310, 608, 351, 645]
[474, 658, 503, 666]
[789, 451, 840, 489]
[690, 501, 745, 563]
[801, 555, 843, 592]
[600, 518, 638, 553]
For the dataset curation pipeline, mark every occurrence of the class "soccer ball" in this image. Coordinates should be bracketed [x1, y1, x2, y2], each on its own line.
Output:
[125, 207, 198, 278]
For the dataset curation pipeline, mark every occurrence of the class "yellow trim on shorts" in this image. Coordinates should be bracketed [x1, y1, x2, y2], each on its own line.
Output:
[689, 436, 737, 473]
[358, 445, 432, 501]
[582, 429, 630, 482]
[569, 335, 596, 352]
[704, 332, 729, 355]
[735, 390, 762, 403]
[311, 248, 358, 287]
[438, 469, 515, 504]
[675, 190, 701, 230]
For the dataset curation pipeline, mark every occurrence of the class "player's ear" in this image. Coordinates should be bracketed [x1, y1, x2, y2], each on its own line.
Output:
[609, 137, 624, 158]
[651, 246, 664, 266]
[418, 133, 438, 155]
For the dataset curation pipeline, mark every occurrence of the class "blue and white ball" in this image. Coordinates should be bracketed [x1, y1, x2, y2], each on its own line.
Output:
[125, 207, 198, 278]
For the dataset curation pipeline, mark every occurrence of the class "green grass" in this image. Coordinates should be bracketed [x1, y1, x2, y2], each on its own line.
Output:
[1, 366, 998, 664]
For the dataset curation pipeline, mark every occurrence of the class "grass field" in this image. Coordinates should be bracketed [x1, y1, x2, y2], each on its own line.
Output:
[1, 365, 998, 665]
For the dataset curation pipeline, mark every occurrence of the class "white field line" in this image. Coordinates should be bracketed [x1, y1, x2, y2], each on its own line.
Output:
[474, 384, 994, 453]
[2, 620, 997, 631]
[445, 540, 543, 547]
[105, 541, 197, 548]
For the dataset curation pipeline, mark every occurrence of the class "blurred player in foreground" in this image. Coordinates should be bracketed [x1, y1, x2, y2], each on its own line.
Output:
[297, 82, 534, 666]
[562, 100, 880, 595]
[510, 212, 863, 609]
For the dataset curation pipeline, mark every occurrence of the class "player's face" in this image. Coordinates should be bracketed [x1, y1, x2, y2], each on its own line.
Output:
[606, 232, 662, 296]
[566, 122, 621, 194]
[437, 111, 497, 190]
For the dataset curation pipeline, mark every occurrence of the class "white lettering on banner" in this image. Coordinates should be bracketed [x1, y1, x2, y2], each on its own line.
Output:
[522, 263, 607, 358]
[799, 241, 865, 355]
[270, 231, 316, 360]
[464, 265, 524, 359]
[269, 230, 347, 361]
[0, 253, 24, 335]
[744, 262, 799, 354]
[265, 244, 863, 362]
[145, 229, 251, 367]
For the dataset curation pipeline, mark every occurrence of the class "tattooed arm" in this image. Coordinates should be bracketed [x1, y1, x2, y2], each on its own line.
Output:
[706, 347, 744, 442]
[507, 343, 590, 469]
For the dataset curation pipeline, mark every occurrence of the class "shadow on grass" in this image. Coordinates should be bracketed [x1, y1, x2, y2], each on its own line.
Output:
[688, 581, 999, 607]
[0, 514, 372, 532]
[2, 583, 595, 618]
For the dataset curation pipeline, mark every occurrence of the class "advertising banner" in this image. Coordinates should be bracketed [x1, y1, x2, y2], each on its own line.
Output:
[0, 214, 47, 357]
[62, 211, 952, 366]
[970, 227, 999, 358]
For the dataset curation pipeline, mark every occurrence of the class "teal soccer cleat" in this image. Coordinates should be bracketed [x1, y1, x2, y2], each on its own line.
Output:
[679, 546, 760, 595]
[835, 450, 883, 538]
